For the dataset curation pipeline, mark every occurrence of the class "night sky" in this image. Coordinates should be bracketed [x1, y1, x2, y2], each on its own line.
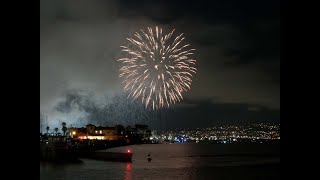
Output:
[40, 0, 280, 130]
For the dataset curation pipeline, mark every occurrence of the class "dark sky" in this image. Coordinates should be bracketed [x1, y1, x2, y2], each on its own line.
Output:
[40, 0, 280, 130]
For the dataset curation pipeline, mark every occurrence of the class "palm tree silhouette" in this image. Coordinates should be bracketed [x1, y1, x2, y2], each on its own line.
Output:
[62, 122, 67, 136]
[46, 126, 50, 134]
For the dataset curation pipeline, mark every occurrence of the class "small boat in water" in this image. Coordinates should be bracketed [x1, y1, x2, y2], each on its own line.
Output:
[85, 149, 133, 162]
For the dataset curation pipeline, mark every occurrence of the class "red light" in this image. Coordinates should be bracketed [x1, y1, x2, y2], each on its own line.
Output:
[126, 163, 131, 170]
[127, 150, 131, 153]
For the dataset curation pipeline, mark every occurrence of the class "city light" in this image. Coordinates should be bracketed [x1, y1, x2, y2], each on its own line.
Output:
[156, 123, 280, 143]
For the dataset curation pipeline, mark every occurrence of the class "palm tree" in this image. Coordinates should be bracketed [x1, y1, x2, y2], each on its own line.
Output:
[62, 122, 67, 136]
[46, 126, 50, 134]
[54, 128, 59, 135]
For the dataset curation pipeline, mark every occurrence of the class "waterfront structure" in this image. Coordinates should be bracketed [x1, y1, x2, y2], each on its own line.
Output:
[68, 124, 123, 140]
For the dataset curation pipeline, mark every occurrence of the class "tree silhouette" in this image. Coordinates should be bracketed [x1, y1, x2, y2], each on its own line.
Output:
[46, 126, 50, 134]
[62, 122, 67, 136]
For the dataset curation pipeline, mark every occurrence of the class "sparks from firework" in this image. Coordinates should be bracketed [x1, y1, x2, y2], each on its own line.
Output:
[118, 26, 197, 110]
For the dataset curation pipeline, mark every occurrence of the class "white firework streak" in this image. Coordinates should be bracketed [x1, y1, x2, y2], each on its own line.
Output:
[118, 26, 197, 110]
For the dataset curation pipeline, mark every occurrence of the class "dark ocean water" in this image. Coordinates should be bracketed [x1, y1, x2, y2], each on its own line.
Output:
[40, 142, 280, 180]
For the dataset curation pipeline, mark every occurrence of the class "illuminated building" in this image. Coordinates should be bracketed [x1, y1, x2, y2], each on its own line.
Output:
[68, 124, 122, 140]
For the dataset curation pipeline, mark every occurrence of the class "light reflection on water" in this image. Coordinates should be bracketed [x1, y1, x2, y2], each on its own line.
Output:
[40, 143, 279, 180]
[124, 163, 131, 180]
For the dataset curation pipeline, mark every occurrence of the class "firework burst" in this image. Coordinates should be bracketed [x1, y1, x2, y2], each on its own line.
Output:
[118, 26, 197, 110]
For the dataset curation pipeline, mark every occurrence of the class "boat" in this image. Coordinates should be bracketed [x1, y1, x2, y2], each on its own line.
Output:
[85, 150, 133, 162]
